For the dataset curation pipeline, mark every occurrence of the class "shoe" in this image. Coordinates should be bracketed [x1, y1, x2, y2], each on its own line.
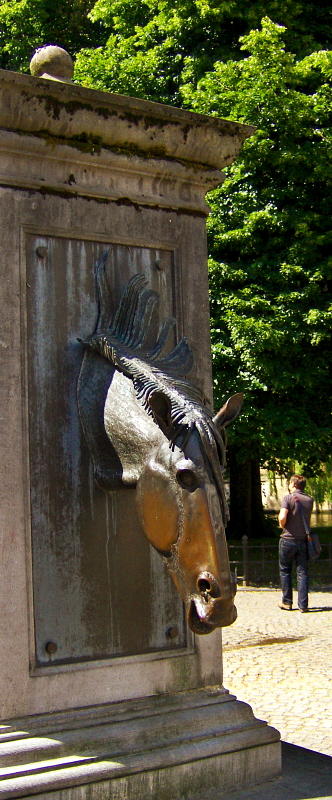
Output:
[298, 608, 308, 613]
[278, 602, 292, 610]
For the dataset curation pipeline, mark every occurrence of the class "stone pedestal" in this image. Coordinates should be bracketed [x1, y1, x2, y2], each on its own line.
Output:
[0, 67, 280, 797]
[0, 689, 280, 799]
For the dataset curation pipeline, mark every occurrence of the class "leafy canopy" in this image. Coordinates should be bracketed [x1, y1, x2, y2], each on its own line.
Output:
[74, 0, 332, 103]
[0, 0, 106, 72]
[182, 18, 332, 473]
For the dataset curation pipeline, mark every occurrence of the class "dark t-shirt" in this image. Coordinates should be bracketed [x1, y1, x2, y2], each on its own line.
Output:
[280, 491, 314, 540]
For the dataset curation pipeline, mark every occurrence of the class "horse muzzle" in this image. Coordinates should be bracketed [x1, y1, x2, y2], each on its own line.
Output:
[188, 571, 237, 634]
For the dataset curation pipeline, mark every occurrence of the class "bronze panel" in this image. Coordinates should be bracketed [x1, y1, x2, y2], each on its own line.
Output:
[25, 234, 186, 665]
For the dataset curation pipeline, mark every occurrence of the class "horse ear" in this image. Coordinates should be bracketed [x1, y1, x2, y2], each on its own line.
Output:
[148, 391, 173, 435]
[213, 393, 244, 429]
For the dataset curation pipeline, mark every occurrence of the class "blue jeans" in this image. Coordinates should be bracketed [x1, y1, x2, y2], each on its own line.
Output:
[279, 538, 309, 610]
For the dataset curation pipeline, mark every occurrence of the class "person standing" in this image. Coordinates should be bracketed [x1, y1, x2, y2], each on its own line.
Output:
[278, 474, 314, 612]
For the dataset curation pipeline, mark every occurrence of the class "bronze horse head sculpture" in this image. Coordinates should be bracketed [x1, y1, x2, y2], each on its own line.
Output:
[78, 257, 243, 635]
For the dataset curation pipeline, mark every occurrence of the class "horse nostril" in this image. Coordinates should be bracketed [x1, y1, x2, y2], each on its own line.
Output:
[197, 578, 211, 593]
[196, 572, 221, 598]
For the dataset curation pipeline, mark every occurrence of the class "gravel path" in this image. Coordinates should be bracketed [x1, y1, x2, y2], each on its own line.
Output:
[222, 588, 332, 757]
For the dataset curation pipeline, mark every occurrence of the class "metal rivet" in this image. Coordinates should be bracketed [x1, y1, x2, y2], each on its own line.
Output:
[45, 641, 58, 655]
[166, 625, 179, 640]
[36, 246, 48, 259]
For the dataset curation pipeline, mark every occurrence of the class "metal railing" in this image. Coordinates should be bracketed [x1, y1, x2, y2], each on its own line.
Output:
[229, 536, 332, 588]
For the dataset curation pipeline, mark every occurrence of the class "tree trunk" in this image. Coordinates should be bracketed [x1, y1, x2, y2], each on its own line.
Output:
[227, 447, 266, 539]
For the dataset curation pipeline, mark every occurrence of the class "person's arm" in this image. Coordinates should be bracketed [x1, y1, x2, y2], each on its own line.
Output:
[278, 507, 288, 529]
[307, 498, 314, 538]
[278, 495, 290, 529]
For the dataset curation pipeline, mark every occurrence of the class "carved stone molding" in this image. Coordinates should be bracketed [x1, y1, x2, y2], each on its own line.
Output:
[0, 69, 253, 214]
[0, 688, 280, 799]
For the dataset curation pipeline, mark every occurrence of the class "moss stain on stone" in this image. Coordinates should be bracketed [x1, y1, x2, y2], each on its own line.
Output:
[170, 657, 193, 692]
[21, 91, 118, 122]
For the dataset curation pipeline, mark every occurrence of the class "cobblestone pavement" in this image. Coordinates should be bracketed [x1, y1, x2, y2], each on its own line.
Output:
[222, 588, 332, 757]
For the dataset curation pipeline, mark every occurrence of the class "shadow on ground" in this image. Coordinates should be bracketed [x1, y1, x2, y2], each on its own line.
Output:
[225, 742, 332, 799]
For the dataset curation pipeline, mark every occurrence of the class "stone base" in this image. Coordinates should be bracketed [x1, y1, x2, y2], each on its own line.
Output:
[0, 688, 281, 799]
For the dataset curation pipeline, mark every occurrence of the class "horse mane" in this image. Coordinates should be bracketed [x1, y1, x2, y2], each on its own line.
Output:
[83, 254, 228, 522]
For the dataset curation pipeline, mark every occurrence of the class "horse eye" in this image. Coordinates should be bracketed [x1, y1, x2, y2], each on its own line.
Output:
[176, 468, 199, 492]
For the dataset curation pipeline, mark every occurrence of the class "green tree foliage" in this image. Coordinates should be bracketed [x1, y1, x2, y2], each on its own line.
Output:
[306, 460, 332, 509]
[1, 1, 330, 536]
[182, 19, 332, 480]
[268, 461, 332, 510]
[74, 0, 332, 103]
[0, 0, 106, 72]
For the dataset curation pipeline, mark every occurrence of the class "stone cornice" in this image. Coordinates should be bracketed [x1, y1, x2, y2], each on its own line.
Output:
[0, 69, 254, 213]
[0, 129, 223, 214]
[0, 69, 253, 168]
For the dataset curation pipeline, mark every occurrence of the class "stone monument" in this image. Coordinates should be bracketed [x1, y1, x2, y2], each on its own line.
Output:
[0, 45, 280, 798]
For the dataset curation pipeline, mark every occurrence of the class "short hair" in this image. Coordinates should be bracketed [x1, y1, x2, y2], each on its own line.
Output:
[290, 474, 306, 490]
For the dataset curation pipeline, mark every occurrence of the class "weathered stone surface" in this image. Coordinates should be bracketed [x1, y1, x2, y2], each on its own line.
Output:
[0, 68, 253, 212]
[0, 66, 280, 798]
[0, 688, 280, 799]
[0, 69, 253, 719]
[0, 182, 224, 717]
[30, 46, 74, 82]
